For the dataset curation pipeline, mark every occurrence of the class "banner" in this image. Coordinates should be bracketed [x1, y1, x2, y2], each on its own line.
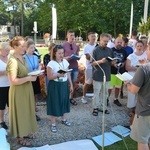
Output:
[52, 5, 57, 39]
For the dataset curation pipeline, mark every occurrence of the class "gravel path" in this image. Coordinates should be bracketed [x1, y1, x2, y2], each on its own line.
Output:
[8, 91, 130, 149]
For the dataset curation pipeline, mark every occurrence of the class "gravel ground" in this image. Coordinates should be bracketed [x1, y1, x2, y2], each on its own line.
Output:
[8, 90, 130, 150]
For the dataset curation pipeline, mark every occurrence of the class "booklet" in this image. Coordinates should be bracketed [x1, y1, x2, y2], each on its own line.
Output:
[70, 54, 81, 60]
[57, 68, 73, 74]
[27, 70, 44, 76]
[106, 57, 118, 61]
[115, 72, 133, 81]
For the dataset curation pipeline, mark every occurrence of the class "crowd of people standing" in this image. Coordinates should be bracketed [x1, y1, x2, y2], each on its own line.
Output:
[0, 30, 150, 149]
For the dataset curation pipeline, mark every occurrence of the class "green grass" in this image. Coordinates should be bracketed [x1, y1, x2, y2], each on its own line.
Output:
[94, 136, 137, 150]
[37, 47, 49, 62]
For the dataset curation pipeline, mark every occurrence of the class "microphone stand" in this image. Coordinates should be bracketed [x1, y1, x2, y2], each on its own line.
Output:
[89, 53, 106, 150]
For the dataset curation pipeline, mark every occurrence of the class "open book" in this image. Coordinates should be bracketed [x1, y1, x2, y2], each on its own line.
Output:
[106, 57, 118, 61]
[57, 68, 73, 74]
[70, 54, 81, 60]
[115, 72, 133, 81]
[28, 70, 44, 76]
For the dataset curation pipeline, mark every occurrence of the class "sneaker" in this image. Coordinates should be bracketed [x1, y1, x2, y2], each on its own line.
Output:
[36, 115, 41, 121]
[0, 122, 8, 130]
[51, 125, 57, 133]
[114, 99, 122, 106]
[62, 120, 71, 126]
[81, 96, 88, 104]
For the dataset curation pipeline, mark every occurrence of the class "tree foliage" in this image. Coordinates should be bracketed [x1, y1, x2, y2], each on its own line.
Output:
[1, 0, 150, 39]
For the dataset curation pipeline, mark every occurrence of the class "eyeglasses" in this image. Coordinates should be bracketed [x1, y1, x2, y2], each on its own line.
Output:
[70, 44, 73, 50]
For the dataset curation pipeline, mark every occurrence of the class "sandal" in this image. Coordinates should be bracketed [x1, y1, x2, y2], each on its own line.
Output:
[16, 138, 32, 146]
[99, 109, 110, 114]
[92, 108, 98, 116]
[24, 134, 36, 139]
[70, 99, 77, 105]
[62, 120, 71, 126]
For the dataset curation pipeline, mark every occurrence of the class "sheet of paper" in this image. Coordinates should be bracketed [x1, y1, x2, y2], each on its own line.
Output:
[111, 125, 130, 137]
[92, 132, 122, 147]
[18, 145, 52, 150]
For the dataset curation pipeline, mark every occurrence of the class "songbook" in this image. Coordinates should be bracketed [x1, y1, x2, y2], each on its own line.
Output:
[57, 68, 73, 74]
[28, 70, 44, 76]
[115, 72, 133, 81]
[70, 54, 81, 60]
[106, 57, 118, 61]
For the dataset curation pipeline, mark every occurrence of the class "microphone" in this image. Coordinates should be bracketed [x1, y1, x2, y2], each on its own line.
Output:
[88, 52, 106, 150]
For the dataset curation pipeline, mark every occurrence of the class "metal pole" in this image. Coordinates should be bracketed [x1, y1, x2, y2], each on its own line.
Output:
[102, 75, 106, 150]
[21, 0, 24, 36]
[129, 1, 133, 38]
[144, 0, 149, 22]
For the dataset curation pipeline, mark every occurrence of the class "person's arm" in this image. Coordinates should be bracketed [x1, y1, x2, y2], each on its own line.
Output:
[126, 59, 137, 71]
[67, 72, 73, 93]
[0, 71, 7, 76]
[91, 58, 107, 66]
[47, 66, 64, 80]
[8, 74, 37, 85]
[125, 82, 140, 94]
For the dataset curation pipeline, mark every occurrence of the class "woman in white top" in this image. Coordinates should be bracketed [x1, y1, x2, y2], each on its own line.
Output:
[0, 42, 10, 130]
[46, 45, 73, 133]
[126, 40, 147, 122]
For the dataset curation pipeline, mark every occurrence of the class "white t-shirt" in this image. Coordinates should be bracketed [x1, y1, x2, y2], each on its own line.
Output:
[127, 52, 147, 76]
[107, 40, 115, 48]
[128, 39, 137, 51]
[83, 44, 96, 69]
[0, 128, 10, 150]
[0, 58, 10, 87]
[47, 59, 69, 82]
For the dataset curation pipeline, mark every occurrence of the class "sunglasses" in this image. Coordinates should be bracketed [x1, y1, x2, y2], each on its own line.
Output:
[70, 44, 73, 50]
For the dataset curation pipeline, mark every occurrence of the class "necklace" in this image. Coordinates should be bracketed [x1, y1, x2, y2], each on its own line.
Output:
[26, 55, 36, 70]
[56, 60, 64, 69]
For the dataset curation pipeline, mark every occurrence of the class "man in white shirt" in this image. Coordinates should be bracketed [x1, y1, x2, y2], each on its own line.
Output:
[128, 31, 137, 51]
[107, 34, 115, 48]
[81, 32, 97, 104]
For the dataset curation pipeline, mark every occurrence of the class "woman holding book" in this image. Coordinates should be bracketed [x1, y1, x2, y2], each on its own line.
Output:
[125, 40, 147, 125]
[46, 45, 73, 133]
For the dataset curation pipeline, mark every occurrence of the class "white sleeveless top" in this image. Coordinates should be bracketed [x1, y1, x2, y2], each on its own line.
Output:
[0, 58, 10, 87]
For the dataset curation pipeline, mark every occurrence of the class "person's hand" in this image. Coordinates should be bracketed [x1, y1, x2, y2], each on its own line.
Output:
[57, 73, 64, 78]
[65, 56, 71, 61]
[139, 59, 147, 64]
[28, 75, 37, 81]
[99, 58, 107, 64]
[70, 85, 73, 93]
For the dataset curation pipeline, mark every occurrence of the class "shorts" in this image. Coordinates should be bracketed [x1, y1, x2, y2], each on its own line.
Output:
[70, 68, 78, 83]
[32, 77, 41, 95]
[85, 68, 92, 84]
[130, 115, 150, 144]
[0, 87, 9, 110]
[110, 74, 122, 89]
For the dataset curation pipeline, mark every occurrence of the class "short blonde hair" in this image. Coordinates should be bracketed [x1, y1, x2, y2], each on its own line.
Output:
[0, 42, 10, 50]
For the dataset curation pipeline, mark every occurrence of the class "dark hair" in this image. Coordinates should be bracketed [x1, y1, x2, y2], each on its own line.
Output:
[51, 45, 63, 60]
[48, 43, 55, 52]
[136, 40, 144, 46]
[88, 32, 96, 36]
[100, 33, 109, 39]
[26, 40, 35, 49]
[67, 30, 74, 34]
[10, 36, 24, 48]
[122, 37, 129, 43]
[132, 31, 137, 36]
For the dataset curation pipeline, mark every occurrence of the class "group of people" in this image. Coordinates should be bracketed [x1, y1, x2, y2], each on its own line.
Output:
[0, 30, 150, 149]
[80, 31, 150, 150]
